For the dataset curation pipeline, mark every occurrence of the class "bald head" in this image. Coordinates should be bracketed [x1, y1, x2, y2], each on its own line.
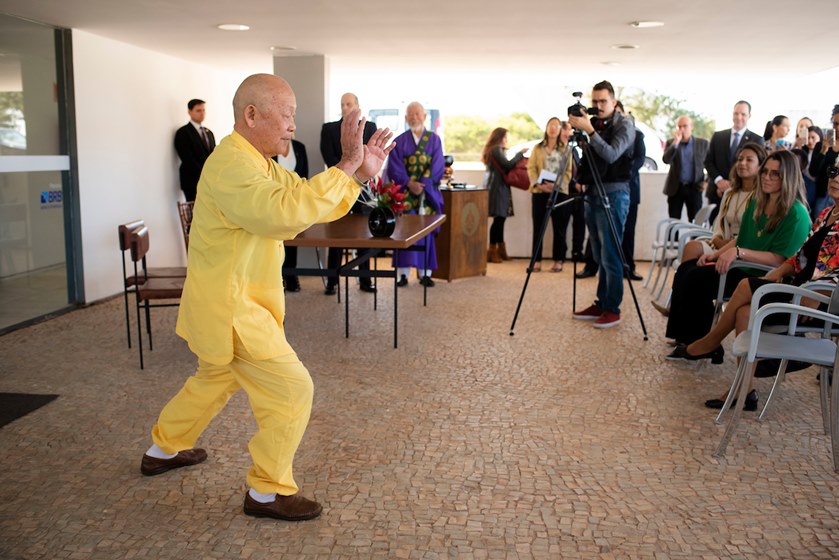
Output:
[676, 115, 693, 142]
[405, 102, 426, 134]
[340, 93, 359, 118]
[232, 73, 297, 158]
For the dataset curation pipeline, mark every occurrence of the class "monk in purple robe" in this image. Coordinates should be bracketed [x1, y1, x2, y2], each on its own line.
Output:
[385, 101, 445, 287]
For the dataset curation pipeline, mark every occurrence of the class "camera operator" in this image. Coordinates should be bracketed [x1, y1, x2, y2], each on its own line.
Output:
[567, 80, 636, 329]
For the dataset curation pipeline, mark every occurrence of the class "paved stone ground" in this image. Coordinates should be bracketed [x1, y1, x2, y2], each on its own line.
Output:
[1, 260, 839, 559]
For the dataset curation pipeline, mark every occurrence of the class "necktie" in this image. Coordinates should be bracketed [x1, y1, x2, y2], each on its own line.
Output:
[199, 127, 210, 150]
[729, 131, 740, 161]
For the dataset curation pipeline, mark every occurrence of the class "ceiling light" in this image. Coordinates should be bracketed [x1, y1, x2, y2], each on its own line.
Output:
[611, 44, 639, 50]
[217, 24, 250, 31]
[601, 61, 621, 66]
[630, 21, 664, 28]
[270, 46, 296, 52]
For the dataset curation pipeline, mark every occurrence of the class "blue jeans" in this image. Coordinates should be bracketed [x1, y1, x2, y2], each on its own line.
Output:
[584, 190, 630, 314]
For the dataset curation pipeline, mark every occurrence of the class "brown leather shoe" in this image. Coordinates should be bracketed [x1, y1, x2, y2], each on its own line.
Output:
[243, 491, 323, 521]
[140, 448, 208, 476]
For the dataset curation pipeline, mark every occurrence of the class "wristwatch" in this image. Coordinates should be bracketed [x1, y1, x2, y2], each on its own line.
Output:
[735, 246, 742, 259]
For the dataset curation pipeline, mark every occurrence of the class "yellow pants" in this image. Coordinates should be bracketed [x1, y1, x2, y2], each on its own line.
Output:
[151, 333, 313, 495]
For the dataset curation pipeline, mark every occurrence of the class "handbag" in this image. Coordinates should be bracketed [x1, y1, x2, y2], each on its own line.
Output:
[493, 156, 530, 190]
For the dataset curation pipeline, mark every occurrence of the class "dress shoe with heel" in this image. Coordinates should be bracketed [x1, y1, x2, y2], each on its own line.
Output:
[704, 389, 759, 411]
[651, 301, 670, 317]
[666, 344, 725, 365]
[396, 275, 408, 287]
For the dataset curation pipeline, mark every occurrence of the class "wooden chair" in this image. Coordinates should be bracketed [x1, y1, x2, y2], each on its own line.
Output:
[127, 226, 184, 369]
[118, 220, 185, 349]
[177, 201, 194, 253]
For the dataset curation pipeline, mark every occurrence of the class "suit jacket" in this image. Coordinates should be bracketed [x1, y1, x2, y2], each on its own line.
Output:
[175, 122, 216, 201]
[703, 128, 763, 205]
[662, 136, 710, 196]
[319, 118, 377, 168]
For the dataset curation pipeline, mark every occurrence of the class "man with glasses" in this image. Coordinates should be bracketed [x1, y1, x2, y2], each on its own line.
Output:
[567, 80, 636, 329]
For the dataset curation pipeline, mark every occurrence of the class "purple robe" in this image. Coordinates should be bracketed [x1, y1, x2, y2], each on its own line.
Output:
[385, 129, 445, 270]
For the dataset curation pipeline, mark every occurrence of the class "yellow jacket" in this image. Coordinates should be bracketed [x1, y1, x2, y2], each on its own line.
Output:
[176, 131, 359, 365]
[526, 143, 573, 194]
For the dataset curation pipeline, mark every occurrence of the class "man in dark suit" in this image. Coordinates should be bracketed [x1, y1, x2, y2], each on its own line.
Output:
[320, 93, 377, 295]
[663, 115, 710, 221]
[174, 98, 216, 201]
[704, 100, 763, 222]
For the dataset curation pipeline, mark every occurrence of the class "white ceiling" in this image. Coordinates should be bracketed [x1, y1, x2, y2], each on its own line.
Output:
[2, 0, 838, 79]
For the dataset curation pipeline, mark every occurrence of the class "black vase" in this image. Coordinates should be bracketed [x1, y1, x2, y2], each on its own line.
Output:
[368, 207, 397, 238]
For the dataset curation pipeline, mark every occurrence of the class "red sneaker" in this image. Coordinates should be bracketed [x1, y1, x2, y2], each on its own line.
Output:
[593, 311, 621, 329]
[573, 304, 602, 320]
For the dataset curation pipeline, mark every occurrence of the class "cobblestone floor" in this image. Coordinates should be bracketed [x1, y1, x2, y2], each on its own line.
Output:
[1, 260, 839, 559]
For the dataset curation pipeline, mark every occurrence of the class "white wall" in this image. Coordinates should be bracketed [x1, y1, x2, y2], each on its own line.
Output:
[72, 30, 270, 302]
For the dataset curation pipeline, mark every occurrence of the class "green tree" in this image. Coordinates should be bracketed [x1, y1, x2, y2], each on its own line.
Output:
[0, 92, 24, 128]
[617, 88, 715, 141]
[445, 112, 542, 162]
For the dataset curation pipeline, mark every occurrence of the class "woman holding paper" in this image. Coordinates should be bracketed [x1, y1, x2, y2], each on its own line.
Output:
[526, 118, 574, 272]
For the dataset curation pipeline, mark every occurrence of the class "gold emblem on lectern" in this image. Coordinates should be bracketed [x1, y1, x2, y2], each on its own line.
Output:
[461, 202, 480, 236]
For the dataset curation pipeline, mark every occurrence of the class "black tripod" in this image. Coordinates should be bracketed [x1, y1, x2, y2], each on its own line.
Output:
[509, 135, 648, 340]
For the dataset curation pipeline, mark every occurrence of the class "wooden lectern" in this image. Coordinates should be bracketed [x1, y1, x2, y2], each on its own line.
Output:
[432, 187, 489, 281]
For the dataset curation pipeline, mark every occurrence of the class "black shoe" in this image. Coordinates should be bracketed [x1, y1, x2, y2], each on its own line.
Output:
[419, 276, 435, 287]
[754, 359, 812, 378]
[324, 283, 337, 296]
[396, 275, 408, 287]
[666, 344, 725, 365]
[284, 277, 301, 292]
[359, 282, 377, 293]
[575, 269, 597, 279]
[628, 270, 643, 281]
[704, 389, 759, 411]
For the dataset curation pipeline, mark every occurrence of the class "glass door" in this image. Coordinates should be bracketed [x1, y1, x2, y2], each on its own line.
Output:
[0, 14, 79, 332]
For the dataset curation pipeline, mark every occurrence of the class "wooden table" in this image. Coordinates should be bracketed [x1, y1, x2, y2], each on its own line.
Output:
[433, 187, 488, 281]
[285, 213, 446, 348]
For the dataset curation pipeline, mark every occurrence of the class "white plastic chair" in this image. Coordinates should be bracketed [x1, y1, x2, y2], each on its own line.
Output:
[653, 225, 714, 303]
[645, 204, 716, 295]
[713, 283, 839, 471]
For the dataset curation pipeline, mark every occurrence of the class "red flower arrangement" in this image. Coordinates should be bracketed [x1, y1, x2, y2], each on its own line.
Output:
[363, 176, 407, 216]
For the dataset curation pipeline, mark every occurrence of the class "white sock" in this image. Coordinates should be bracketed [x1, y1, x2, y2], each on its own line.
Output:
[397, 267, 410, 279]
[423, 269, 432, 277]
[145, 444, 177, 459]
[248, 488, 277, 503]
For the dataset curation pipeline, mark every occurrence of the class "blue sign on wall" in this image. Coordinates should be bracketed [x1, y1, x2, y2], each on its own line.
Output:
[40, 189, 63, 209]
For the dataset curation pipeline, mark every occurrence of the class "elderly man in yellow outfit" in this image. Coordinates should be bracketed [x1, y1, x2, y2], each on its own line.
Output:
[139, 74, 394, 521]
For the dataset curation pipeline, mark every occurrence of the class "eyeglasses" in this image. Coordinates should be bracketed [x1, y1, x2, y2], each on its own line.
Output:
[828, 166, 839, 179]
[760, 168, 781, 180]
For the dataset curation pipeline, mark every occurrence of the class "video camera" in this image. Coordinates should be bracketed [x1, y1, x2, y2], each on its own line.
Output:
[567, 91, 598, 118]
